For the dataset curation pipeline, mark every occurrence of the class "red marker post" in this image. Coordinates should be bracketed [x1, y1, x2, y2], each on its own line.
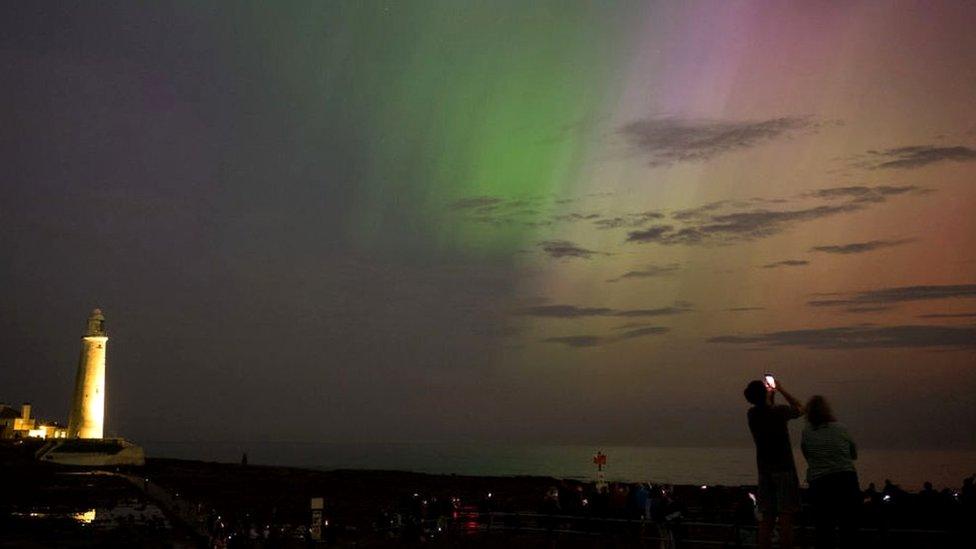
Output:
[593, 451, 608, 492]
[593, 451, 607, 471]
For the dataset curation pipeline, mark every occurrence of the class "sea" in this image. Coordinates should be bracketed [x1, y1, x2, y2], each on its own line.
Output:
[142, 441, 975, 491]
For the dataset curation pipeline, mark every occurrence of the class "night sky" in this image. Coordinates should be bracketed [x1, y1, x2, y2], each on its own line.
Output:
[2, 1, 974, 451]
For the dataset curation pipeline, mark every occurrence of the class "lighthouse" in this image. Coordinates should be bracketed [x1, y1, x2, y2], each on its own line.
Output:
[67, 309, 108, 439]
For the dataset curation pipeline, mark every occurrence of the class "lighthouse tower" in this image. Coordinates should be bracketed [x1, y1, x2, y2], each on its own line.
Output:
[67, 309, 108, 439]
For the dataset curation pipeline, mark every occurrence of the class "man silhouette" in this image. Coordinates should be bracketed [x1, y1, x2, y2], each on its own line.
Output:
[744, 378, 805, 549]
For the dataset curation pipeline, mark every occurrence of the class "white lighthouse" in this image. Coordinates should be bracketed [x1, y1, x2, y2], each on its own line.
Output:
[67, 309, 108, 439]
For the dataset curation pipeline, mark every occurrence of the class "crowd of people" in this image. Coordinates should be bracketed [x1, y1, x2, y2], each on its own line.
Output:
[860, 475, 976, 531]
[528, 472, 976, 547]
[540, 481, 688, 523]
[193, 461, 973, 547]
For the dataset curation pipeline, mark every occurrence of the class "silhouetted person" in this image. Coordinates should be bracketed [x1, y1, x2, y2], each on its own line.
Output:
[241, 452, 248, 466]
[744, 378, 804, 549]
[961, 475, 975, 507]
[882, 479, 898, 497]
[918, 482, 938, 506]
[801, 395, 860, 549]
[632, 483, 650, 520]
[961, 475, 976, 527]
[918, 481, 940, 527]
[863, 483, 878, 503]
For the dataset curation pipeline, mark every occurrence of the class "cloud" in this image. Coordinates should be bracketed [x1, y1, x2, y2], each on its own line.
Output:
[808, 283, 976, 308]
[763, 259, 809, 269]
[449, 194, 667, 233]
[620, 116, 814, 166]
[620, 183, 928, 247]
[672, 201, 733, 220]
[517, 305, 614, 318]
[593, 211, 665, 230]
[594, 217, 629, 229]
[450, 196, 505, 210]
[807, 185, 927, 203]
[611, 322, 656, 330]
[618, 326, 670, 339]
[916, 312, 976, 319]
[624, 181, 929, 247]
[554, 212, 601, 222]
[626, 225, 675, 243]
[704, 205, 861, 237]
[538, 240, 601, 259]
[860, 145, 976, 170]
[544, 326, 670, 348]
[614, 306, 692, 317]
[811, 239, 913, 255]
[517, 303, 691, 318]
[448, 194, 563, 228]
[627, 203, 861, 245]
[607, 263, 681, 282]
[842, 306, 892, 313]
[709, 324, 976, 350]
[544, 335, 604, 348]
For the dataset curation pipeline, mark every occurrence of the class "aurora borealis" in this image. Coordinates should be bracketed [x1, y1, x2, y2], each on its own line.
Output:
[1, 1, 974, 452]
[219, 1, 640, 255]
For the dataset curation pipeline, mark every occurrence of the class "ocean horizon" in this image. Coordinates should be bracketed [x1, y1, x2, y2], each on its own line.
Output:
[141, 441, 975, 492]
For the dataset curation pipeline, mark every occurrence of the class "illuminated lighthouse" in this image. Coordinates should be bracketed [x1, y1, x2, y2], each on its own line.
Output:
[67, 309, 108, 439]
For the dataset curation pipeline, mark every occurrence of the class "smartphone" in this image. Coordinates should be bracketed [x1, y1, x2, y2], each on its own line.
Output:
[763, 373, 776, 389]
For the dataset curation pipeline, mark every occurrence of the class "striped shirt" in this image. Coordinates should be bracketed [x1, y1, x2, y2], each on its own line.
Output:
[801, 422, 857, 482]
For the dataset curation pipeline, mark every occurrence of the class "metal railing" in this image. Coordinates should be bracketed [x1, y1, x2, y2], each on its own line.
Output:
[389, 510, 962, 548]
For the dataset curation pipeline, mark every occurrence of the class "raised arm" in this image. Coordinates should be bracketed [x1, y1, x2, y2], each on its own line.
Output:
[776, 382, 805, 416]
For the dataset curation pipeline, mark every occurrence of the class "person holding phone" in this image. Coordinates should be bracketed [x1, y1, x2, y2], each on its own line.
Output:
[744, 375, 805, 549]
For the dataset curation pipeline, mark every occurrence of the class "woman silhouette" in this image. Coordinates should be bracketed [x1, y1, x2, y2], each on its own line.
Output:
[801, 395, 860, 549]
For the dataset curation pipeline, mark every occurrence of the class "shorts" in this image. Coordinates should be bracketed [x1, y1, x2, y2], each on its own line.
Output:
[757, 470, 800, 515]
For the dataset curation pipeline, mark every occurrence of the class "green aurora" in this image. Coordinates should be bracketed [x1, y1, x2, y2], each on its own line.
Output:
[234, 2, 639, 256]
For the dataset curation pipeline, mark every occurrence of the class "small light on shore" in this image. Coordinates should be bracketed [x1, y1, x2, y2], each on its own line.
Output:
[73, 509, 96, 524]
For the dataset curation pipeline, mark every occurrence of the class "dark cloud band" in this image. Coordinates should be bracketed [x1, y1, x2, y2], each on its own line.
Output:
[545, 326, 670, 348]
[517, 303, 691, 318]
[763, 259, 809, 269]
[709, 324, 976, 350]
[538, 240, 601, 259]
[620, 116, 814, 167]
[810, 239, 913, 255]
[866, 145, 976, 170]
[808, 283, 976, 308]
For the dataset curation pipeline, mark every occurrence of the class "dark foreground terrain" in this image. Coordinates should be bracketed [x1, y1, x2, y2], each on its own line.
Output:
[2, 444, 972, 547]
